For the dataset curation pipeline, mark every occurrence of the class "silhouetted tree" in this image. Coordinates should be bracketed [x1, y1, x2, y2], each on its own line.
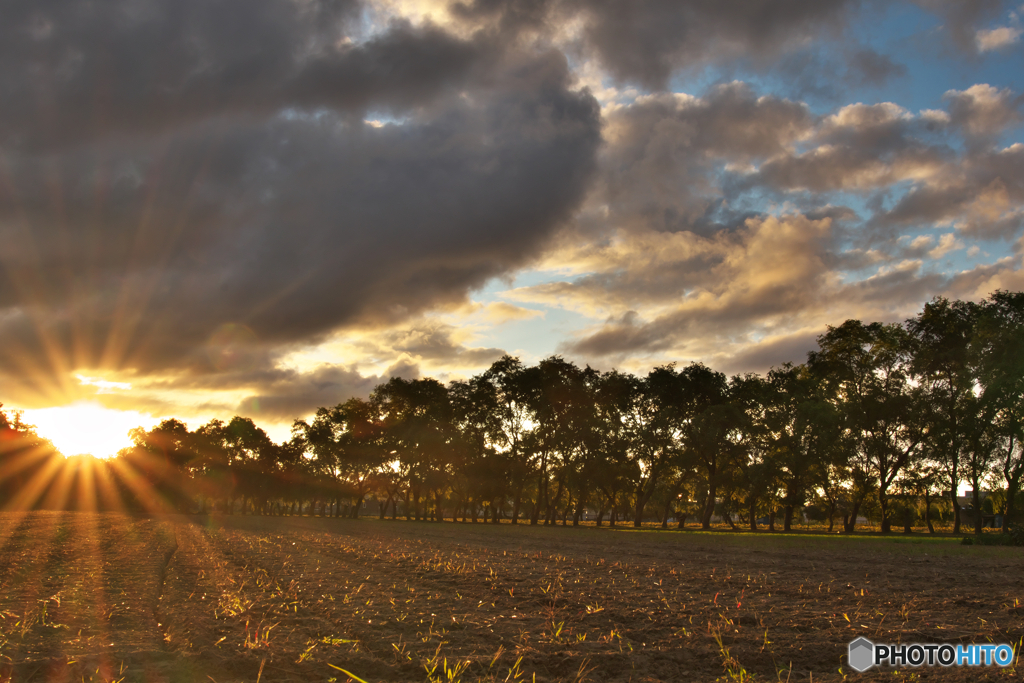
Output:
[0, 405, 62, 510]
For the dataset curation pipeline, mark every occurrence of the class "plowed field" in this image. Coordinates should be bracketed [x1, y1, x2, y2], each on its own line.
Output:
[0, 512, 1021, 682]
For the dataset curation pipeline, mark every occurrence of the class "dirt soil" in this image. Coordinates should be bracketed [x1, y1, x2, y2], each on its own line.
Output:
[0, 512, 1021, 682]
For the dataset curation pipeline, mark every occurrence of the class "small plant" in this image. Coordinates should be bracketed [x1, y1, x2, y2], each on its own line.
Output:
[897, 602, 912, 623]
[548, 620, 566, 642]
[424, 649, 470, 683]
[502, 656, 527, 682]
[711, 618, 754, 682]
[243, 619, 278, 649]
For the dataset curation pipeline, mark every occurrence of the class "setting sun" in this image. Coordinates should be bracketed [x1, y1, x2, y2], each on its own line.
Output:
[22, 402, 159, 458]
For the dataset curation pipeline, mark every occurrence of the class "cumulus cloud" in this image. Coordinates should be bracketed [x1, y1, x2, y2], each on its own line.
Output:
[511, 214, 838, 353]
[876, 143, 1024, 238]
[944, 84, 1023, 147]
[519, 211, 953, 369]
[497, 76, 1024, 372]
[976, 25, 1023, 51]
[595, 82, 813, 234]
[704, 86, 1024, 245]
[748, 102, 950, 195]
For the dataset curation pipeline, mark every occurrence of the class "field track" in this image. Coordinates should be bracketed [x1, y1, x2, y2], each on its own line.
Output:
[0, 512, 1021, 682]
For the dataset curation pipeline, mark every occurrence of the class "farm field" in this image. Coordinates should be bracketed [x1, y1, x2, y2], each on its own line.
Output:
[0, 512, 1021, 682]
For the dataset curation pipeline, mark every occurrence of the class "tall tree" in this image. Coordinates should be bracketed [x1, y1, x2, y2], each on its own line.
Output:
[373, 377, 455, 521]
[973, 291, 1024, 533]
[297, 398, 387, 519]
[118, 418, 197, 511]
[810, 320, 926, 532]
[528, 357, 601, 526]
[908, 297, 981, 533]
[670, 363, 736, 530]
[480, 356, 537, 524]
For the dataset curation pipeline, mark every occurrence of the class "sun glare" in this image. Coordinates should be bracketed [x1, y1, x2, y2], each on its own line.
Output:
[21, 402, 159, 459]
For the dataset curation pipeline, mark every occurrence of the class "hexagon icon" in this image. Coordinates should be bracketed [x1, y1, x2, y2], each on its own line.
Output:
[848, 637, 875, 672]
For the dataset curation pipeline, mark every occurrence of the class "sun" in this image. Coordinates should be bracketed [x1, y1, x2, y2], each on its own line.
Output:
[21, 401, 159, 458]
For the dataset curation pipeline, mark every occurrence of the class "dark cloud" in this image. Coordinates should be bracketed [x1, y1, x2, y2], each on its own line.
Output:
[236, 364, 386, 421]
[565, 310, 669, 357]
[453, 0, 866, 90]
[231, 324, 502, 421]
[450, 0, 555, 36]
[913, 0, 1005, 53]
[572, 0, 864, 89]
[716, 331, 822, 376]
[0, 0, 501, 152]
[0, 1, 601, 390]
[846, 48, 907, 87]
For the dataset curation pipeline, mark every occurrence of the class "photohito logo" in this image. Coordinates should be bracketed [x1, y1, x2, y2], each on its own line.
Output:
[848, 637, 1015, 672]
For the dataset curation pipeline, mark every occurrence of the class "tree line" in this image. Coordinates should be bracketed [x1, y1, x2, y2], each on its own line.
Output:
[2, 291, 1022, 536]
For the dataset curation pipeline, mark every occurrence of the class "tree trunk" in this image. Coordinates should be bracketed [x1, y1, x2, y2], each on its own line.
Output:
[532, 455, 547, 526]
[546, 480, 564, 526]
[511, 485, 523, 525]
[876, 491, 892, 532]
[595, 507, 605, 527]
[634, 479, 657, 528]
[844, 497, 862, 533]
[949, 489, 962, 534]
[768, 509, 775, 532]
[1005, 480, 1020, 535]
[972, 484, 983, 536]
[723, 509, 737, 530]
[661, 497, 673, 529]
[749, 498, 758, 531]
[783, 505, 794, 532]
[701, 482, 717, 530]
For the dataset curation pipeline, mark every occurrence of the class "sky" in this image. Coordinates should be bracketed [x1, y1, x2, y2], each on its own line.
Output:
[2, 0, 1023, 457]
